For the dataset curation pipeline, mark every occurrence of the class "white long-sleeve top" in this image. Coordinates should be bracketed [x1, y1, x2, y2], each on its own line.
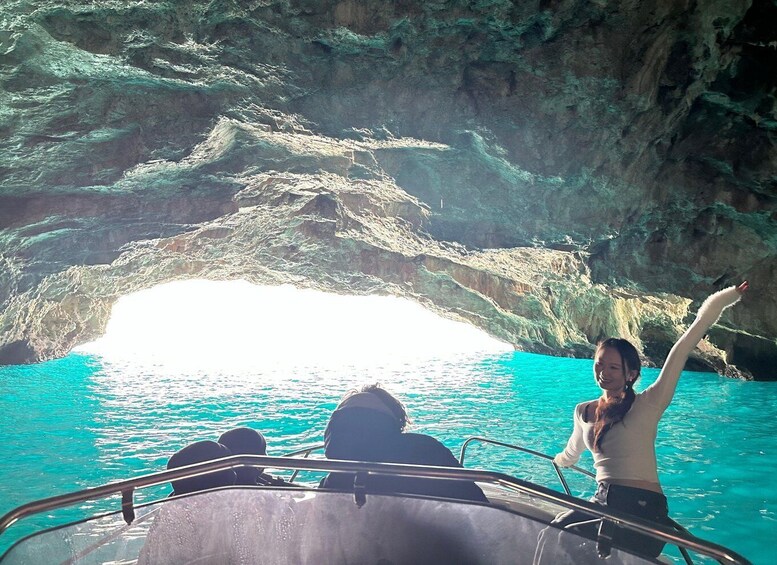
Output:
[554, 286, 742, 484]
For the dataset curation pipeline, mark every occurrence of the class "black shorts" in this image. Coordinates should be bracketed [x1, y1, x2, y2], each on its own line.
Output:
[593, 482, 671, 557]
[552, 482, 671, 558]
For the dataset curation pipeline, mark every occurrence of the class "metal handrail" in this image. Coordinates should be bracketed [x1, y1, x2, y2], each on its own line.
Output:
[281, 444, 325, 458]
[459, 436, 595, 496]
[281, 443, 325, 483]
[459, 436, 695, 565]
[0, 455, 751, 565]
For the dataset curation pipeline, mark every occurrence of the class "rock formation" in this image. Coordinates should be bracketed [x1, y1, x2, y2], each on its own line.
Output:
[0, 0, 774, 379]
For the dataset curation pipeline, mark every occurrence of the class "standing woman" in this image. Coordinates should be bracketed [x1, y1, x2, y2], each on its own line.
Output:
[551, 282, 748, 558]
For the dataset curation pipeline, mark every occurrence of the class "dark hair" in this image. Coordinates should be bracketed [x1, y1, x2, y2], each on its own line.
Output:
[218, 427, 267, 485]
[218, 427, 267, 456]
[167, 440, 236, 495]
[592, 338, 641, 451]
[342, 383, 410, 431]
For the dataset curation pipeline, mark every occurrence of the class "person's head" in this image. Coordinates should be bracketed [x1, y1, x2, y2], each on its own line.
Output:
[167, 440, 236, 495]
[337, 383, 409, 432]
[593, 338, 641, 394]
[592, 338, 641, 451]
[324, 384, 409, 460]
[218, 427, 267, 485]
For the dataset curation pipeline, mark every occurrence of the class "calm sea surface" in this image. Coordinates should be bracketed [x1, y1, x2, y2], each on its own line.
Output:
[0, 351, 773, 563]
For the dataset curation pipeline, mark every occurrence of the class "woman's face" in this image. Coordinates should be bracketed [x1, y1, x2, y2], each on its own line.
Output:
[593, 346, 636, 393]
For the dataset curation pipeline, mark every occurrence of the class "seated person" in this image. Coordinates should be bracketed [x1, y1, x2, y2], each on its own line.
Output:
[387, 432, 488, 503]
[167, 440, 236, 496]
[218, 426, 288, 486]
[320, 384, 487, 503]
[322, 384, 408, 463]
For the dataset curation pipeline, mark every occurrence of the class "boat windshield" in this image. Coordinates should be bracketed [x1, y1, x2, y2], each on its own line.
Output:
[2, 487, 662, 565]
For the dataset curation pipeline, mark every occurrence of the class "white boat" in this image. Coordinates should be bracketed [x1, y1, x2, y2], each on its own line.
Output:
[0, 437, 751, 564]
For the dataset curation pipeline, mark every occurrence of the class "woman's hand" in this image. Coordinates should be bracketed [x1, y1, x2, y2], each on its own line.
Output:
[736, 281, 749, 294]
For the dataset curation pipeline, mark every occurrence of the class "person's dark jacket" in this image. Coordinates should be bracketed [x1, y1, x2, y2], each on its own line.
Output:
[320, 407, 487, 503]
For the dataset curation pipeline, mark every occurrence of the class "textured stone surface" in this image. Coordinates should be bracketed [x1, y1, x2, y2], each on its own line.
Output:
[0, 0, 774, 378]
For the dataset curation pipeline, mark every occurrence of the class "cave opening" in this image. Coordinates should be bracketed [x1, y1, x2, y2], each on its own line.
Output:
[75, 279, 512, 373]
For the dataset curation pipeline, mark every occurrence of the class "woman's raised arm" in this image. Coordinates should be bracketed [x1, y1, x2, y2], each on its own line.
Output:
[642, 282, 748, 411]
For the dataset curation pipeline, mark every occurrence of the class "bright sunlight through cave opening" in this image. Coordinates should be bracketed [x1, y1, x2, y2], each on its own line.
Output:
[76, 280, 512, 373]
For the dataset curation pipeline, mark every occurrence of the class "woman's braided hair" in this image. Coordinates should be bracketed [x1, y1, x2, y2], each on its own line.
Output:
[592, 338, 641, 452]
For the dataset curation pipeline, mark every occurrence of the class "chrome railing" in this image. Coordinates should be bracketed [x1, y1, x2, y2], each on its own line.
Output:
[459, 436, 595, 496]
[281, 443, 325, 483]
[459, 436, 699, 565]
[0, 455, 752, 565]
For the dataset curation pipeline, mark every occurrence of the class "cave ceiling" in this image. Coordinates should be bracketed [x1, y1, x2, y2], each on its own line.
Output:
[0, 0, 775, 379]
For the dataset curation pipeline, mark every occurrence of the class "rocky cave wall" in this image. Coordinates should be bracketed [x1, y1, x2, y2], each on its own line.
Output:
[0, 0, 775, 378]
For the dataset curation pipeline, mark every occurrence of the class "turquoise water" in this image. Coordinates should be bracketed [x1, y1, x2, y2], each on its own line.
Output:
[0, 351, 774, 563]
